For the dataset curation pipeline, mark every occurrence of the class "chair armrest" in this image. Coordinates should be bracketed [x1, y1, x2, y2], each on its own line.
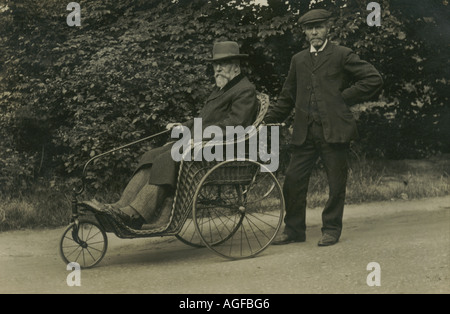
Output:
[75, 129, 171, 195]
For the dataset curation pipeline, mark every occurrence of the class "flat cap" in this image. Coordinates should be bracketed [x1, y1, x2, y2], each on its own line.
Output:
[298, 9, 332, 25]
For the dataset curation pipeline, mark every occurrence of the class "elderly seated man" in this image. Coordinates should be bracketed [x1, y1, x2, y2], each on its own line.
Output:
[86, 41, 259, 230]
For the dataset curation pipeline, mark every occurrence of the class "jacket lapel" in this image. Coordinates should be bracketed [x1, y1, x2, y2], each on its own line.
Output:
[207, 74, 245, 102]
[207, 86, 225, 102]
[312, 42, 334, 71]
[302, 51, 314, 72]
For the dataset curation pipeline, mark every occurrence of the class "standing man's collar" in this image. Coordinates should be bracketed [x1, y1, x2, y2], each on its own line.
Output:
[310, 39, 328, 53]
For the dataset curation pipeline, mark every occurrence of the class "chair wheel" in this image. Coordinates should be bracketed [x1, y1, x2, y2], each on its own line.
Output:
[59, 219, 108, 269]
[192, 160, 284, 259]
[175, 216, 206, 248]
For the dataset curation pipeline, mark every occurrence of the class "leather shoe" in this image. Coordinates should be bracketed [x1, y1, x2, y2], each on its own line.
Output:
[106, 205, 145, 230]
[318, 233, 339, 246]
[272, 233, 305, 245]
[126, 215, 145, 230]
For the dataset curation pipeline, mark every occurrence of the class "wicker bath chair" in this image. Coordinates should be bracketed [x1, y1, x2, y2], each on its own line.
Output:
[59, 93, 285, 268]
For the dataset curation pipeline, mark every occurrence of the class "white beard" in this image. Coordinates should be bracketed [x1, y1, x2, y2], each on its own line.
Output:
[215, 75, 230, 89]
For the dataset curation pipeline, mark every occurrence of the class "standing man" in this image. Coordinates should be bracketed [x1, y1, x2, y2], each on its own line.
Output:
[265, 9, 383, 246]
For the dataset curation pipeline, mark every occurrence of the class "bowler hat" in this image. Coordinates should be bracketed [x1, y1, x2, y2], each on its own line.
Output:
[298, 9, 332, 25]
[206, 41, 248, 62]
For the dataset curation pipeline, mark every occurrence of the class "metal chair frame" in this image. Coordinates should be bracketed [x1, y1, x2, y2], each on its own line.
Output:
[59, 93, 285, 267]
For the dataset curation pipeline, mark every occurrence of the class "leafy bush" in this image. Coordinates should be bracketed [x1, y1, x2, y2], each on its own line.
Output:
[0, 0, 449, 195]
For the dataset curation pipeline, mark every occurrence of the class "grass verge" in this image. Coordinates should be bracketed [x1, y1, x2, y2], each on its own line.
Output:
[305, 155, 449, 208]
[0, 155, 448, 232]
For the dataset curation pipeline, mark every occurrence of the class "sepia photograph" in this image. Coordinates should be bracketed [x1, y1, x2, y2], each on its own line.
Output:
[0, 0, 448, 297]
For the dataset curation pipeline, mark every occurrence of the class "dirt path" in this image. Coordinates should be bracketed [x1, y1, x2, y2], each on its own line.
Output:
[1, 196, 449, 294]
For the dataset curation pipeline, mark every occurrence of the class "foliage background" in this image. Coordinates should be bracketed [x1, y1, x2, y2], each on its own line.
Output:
[0, 0, 449, 197]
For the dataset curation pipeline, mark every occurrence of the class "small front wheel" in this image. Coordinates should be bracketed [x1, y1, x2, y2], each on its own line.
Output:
[59, 220, 108, 269]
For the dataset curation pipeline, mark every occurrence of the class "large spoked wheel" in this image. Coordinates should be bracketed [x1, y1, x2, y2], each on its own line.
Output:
[192, 160, 284, 260]
[59, 219, 108, 269]
[175, 215, 205, 248]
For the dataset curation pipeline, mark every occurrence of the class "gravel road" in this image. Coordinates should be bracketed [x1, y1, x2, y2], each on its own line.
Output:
[1, 196, 449, 294]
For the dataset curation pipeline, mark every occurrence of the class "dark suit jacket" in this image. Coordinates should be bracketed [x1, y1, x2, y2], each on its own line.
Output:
[265, 42, 383, 145]
[184, 74, 258, 132]
[136, 74, 258, 188]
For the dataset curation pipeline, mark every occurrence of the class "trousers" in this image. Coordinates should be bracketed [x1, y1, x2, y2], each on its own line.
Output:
[282, 121, 349, 239]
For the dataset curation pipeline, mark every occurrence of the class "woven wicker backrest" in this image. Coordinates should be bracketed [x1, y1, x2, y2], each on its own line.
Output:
[253, 92, 270, 128]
